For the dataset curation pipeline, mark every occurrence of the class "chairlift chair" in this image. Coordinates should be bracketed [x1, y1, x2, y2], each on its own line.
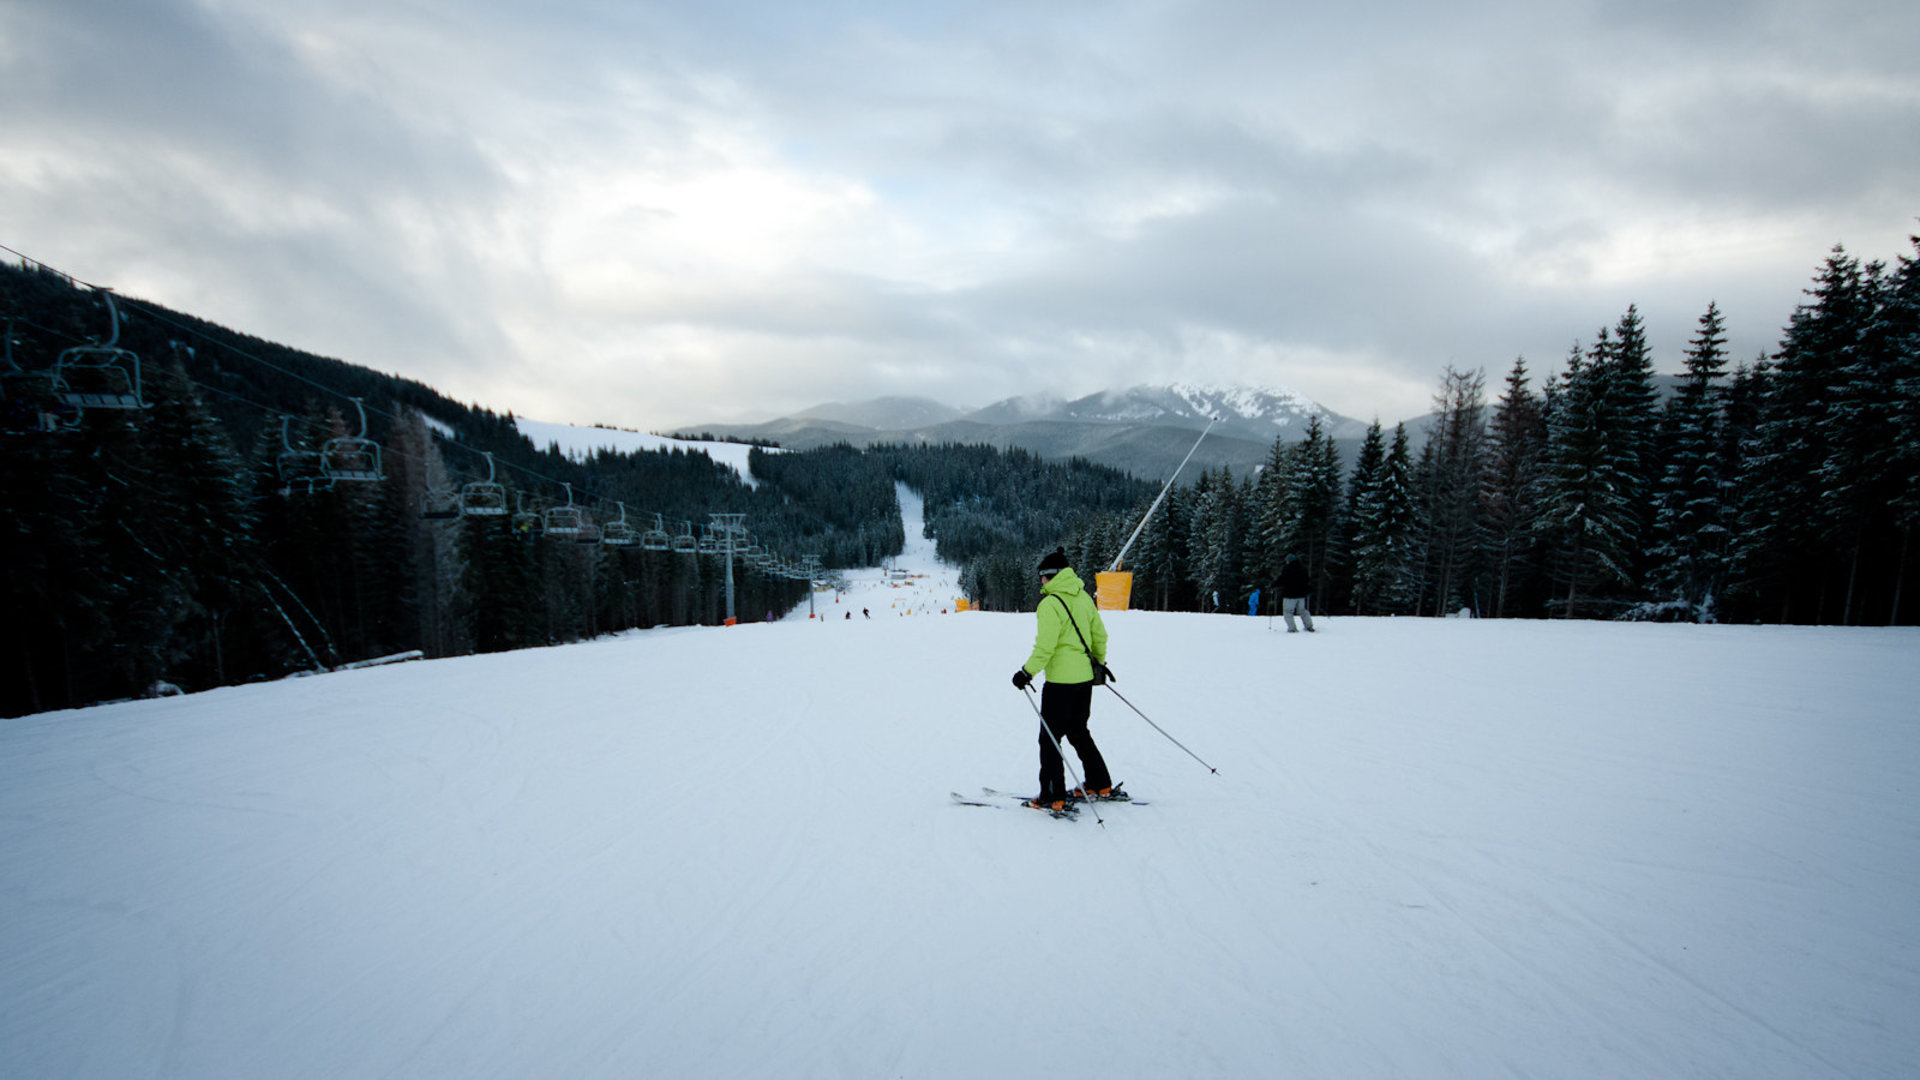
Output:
[602, 503, 638, 546]
[512, 493, 543, 536]
[276, 416, 327, 493]
[640, 513, 672, 551]
[544, 483, 584, 536]
[319, 399, 383, 482]
[51, 289, 146, 413]
[461, 452, 507, 516]
[670, 522, 699, 554]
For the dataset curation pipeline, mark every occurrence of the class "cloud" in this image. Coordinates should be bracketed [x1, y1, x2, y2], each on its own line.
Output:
[2, 0, 1914, 432]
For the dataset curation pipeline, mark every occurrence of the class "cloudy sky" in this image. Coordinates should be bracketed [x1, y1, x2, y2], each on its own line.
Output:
[3, 0, 1915, 431]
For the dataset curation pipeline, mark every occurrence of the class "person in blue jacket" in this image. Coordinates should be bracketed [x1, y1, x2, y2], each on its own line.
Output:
[1011, 548, 1114, 810]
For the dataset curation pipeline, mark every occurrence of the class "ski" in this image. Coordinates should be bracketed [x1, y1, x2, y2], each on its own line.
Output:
[981, 783, 1146, 806]
[952, 791, 1077, 818]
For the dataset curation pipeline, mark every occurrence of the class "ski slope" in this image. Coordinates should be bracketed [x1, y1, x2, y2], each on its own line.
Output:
[3, 489, 1917, 1078]
[514, 419, 763, 487]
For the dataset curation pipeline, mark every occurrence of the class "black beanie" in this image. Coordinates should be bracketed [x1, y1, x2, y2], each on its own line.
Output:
[1037, 547, 1070, 574]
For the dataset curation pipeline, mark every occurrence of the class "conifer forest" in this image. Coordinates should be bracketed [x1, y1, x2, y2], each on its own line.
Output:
[4, 233, 1918, 716]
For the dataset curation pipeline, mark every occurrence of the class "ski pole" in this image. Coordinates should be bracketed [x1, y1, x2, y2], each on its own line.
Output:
[1021, 684, 1105, 828]
[1101, 683, 1220, 775]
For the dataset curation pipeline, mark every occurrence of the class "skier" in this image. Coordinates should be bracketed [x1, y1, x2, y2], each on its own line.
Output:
[1277, 553, 1314, 632]
[1010, 547, 1114, 811]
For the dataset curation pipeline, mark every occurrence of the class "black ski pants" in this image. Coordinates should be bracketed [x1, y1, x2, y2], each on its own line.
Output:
[1036, 679, 1111, 800]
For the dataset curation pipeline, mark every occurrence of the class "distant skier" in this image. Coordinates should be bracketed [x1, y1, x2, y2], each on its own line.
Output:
[1010, 548, 1114, 811]
[1277, 553, 1314, 633]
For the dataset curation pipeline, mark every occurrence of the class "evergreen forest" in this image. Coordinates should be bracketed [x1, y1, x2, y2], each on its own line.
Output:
[975, 239, 1920, 630]
[4, 232, 1918, 717]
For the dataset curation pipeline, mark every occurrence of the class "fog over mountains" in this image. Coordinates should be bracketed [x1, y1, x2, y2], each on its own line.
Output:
[689, 383, 1395, 480]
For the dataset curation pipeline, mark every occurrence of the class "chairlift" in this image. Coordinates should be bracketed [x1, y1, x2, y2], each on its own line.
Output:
[698, 525, 723, 556]
[602, 503, 637, 546]
[640, 513, 672, 552]
[319, 399, 383, 482]
[276, 415, 327, 493]
[544, 483, 584, 536]
[512, 492, 542, 536]
[462, 452, 507, 516]
[670, 522, 698, 554]
[51, 289, 146, 413]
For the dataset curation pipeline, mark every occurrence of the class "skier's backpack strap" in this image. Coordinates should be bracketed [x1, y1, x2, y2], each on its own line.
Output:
[1052, 594, 1112, 684]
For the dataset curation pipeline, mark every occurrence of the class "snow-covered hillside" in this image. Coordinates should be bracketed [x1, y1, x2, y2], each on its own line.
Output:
[515, 418, 763, 487]
[3, 490, 1916, 1078]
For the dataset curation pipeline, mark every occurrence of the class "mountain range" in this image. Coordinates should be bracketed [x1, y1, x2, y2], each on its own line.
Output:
[684, 383, 1392, 480]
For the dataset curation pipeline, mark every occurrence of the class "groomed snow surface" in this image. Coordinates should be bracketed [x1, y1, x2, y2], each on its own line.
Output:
[4, 488, 1917, 1078]
[514, 419, 762, 487]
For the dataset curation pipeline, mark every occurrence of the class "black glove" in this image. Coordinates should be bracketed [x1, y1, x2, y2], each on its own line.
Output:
[1093, 661, 1115, 685]
[1012, 669, 1033, 690]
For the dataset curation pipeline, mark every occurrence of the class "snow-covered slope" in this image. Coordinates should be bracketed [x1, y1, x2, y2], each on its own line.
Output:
[3, 496, 1916, 1078]
[515, 418, 763, 486]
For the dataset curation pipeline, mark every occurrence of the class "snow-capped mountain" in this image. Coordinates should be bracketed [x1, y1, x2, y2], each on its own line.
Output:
[973, 383, 1369, 442]
[685, 382, 1370, 479]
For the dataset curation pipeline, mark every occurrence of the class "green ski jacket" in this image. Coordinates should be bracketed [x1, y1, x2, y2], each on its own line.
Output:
[1022, 567, 1108, 684]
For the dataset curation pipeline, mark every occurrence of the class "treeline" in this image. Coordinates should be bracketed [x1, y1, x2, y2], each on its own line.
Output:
[0, 373, 827, 717]
[990, 240, 1920, 625]
[1, 264, 897, 717]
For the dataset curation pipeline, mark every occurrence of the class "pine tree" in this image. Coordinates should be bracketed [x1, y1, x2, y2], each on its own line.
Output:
[1340, 421, 1387, 613]
[134, 360, 270, 687]
[1875, 237, 1920, 622]
[1819, 256, 1903, 624]
[1648, 302, 1732, 617]
[0, 406, 117, 713]
[1136, 484, 1193, 611]
[1193, 467, 1248, 612]
[1541, 338, 1640, 617]
[1351, 423, 1418, 614]
[1414, 366, 1489, 615]
[1285, 416, 1344, 607]
[1247, 433, 1294, 593]
[1738, 247, 1877, 622]
[1483, 357, 1548, 617]
[1609, 305, 1663, 549]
